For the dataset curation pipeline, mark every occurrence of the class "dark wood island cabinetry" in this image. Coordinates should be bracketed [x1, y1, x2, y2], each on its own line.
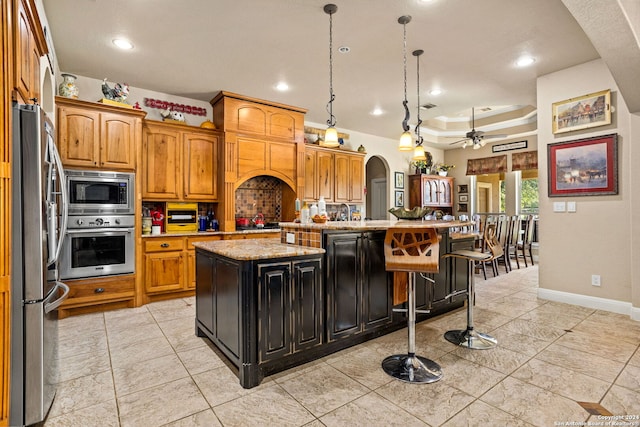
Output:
[195, 221, 475, 388]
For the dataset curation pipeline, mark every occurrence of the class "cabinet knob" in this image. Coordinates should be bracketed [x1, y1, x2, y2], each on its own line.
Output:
[94, 288, 105, 293]
[161, 243, 170, 248]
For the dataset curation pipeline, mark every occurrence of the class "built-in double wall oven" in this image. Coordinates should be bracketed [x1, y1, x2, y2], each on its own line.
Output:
[60, 170, 136, 280]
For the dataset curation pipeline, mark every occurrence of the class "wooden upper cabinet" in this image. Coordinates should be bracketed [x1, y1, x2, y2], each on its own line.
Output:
[408, 174, 454, 211]
[143, 120, 219, 201]
[334, 152, 364, 203]
[13, 0, 47, 104]
[303, 145, 335, 202]
[56, 97, 145, 170]
[183, 131, 218, 200]
[211, 91, 306, 142]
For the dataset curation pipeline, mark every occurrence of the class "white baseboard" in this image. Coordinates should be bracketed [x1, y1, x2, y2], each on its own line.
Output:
[538, 288, 638, 321]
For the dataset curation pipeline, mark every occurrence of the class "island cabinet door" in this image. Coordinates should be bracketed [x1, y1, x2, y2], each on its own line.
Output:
[215, 257, 242, 361]
[195, 252, 215, 335]
[325, 233, 363, 341]
[292, 259, 322, 351]
[362, 232, 392, 329]
[257, 262, 292, 362]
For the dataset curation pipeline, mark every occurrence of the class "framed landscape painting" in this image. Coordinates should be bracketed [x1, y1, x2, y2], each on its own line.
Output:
[547, 134, 618, 197]
[552, 89, 611, 134]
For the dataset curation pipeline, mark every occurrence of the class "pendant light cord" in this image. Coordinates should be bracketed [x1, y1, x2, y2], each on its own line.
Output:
[415, 50, 423, 145]
[326, 8, 336, 128]
[401, 18, 410, 132]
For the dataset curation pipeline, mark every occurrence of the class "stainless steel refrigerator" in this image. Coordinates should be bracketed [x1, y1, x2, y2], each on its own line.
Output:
[10, 103, 69, 426]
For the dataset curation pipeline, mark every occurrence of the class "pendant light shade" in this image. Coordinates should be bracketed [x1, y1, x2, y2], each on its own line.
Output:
[412, 144, 427, 161]
[397, 15, 412, 151]
[322, 4, 340, 148]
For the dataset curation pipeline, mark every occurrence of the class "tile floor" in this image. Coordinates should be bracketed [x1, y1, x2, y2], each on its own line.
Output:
[45, 265, 640, 427]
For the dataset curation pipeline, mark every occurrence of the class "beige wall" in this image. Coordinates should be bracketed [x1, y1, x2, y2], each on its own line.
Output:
[537, 59, 635, 310]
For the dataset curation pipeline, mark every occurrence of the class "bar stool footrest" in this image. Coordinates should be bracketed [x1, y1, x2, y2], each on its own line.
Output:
[381, 354, 443, 383]
[444, 329, 497, 350]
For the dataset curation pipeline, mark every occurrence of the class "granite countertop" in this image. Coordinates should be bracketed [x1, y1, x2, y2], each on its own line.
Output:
[278, 220, 473, 231]
[193, 238, 325, 260]
[142, 229, 280, 238]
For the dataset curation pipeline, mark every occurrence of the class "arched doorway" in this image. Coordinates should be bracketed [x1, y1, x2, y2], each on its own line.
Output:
[365, 156, 389, 220]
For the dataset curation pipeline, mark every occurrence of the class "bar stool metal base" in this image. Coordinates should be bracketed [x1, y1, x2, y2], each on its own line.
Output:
[444, 328, 497, 350]
[382, 354, 443, 384]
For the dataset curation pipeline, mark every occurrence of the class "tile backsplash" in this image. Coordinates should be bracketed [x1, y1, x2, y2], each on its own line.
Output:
[235, 176, 283, 223]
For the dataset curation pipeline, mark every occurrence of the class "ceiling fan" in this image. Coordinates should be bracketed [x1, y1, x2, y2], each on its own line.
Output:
[449, 107, 507, 149]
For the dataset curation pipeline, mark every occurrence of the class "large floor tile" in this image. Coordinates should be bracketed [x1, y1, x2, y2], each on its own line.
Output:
[104, 310, 156, 333]
[535, 343, 625, 382]
[494, 318, 567, 342]
[214, 384, 315, 426]
[163, 409, 222, 427]
[553, 329, 638, 363]
[57, 328, 107, 359]
[614, 364, 640, 393]
[324, 345, 394, 389]
[487, 328, 554, 357]
[48, 371, 115, 418]
[106, 321, 165, 348]
[193, 366, 270, 407]
[58, 312, 105, 338]
[112, 353, 189, 396]
[117, 377, 209, 427]
[436, 353, 506, 397]
[480, 377, 588, 427]
[511, 358, 610, 402]
[441, 400, 535, 427]
[158, 316, 208, 352]
[600, 384, 640, 415]
[147, 297, 196, 322]
[572, 317, 640, 345]
[56, 350, 111, 383]
[44, 399, 119, 427]
[629, 347, 640, 367]
[452, 344, 531, 375]
[376, 379, 475, 426]
[516, 309, 585, 330]
[109, 335, 175, 369]
[278, 364, 369, 417]
[177, 344, 226, 375]
[320, 391, 428, 427]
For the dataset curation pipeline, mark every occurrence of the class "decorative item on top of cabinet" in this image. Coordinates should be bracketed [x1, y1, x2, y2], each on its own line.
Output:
[56, 96, 146, 170]
[408, 174, 454, 214]
[142, 120, 220, 201]
[13, 0, 48, 104]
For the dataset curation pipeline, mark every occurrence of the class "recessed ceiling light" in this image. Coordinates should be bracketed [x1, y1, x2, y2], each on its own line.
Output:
[370, 108, 384, 116]
[112, 38, 133, 50]
[429, 89, 442, 96]
[275, 82, 289, 91]
[516, 55, 535, 67]
[338, 46, 350, 53]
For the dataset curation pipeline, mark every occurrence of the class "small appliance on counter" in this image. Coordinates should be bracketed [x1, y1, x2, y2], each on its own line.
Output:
[165, 202, 198, 233]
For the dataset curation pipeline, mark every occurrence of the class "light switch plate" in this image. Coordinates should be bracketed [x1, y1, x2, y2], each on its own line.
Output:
[567, 201, 577, 212]
[286, 232, 295, 244]
[553, 202, 566, 212]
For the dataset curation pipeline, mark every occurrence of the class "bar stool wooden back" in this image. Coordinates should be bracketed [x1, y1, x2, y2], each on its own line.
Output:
[442, 223, 501, 350]
[382, 227, 443, 383]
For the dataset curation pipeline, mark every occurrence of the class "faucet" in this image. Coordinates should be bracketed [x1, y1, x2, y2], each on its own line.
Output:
[340, 203, 351, 221]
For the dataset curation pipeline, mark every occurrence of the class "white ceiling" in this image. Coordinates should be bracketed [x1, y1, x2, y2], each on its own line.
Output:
[42, 0, 603, 149]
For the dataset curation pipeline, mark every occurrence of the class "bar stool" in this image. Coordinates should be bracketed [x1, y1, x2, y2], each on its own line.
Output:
[443, 223, 502, 350]
[382, 227, 443, 383]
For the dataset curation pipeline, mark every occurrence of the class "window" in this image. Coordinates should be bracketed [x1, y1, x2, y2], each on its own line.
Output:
[520, 169, 539, 214]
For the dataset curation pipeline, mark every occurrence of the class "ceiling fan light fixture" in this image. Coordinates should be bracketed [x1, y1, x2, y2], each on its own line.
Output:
[473, 142, 481, 150]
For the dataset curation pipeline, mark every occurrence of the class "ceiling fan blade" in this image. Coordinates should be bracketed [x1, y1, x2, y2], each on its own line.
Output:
[483, 134, 508, 139]
[449, 138, 468, 145]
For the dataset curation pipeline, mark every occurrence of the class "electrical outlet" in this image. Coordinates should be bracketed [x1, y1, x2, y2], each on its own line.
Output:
[286, 232, 295, 244]
[591, 274, 601, 287]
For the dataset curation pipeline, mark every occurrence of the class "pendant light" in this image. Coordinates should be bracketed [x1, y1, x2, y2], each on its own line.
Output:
[398, 15, 413, 151]
[412, 49, 427, 161]
[322, 4, 340, 148]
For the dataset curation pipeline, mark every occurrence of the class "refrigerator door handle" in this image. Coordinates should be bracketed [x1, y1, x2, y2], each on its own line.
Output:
[44, 281, 69, 314]
[47, 133, 68, 266]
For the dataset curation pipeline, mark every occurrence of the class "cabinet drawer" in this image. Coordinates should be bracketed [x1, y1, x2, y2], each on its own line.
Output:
[63, 275, 135, 306]
[144, 238, 185, 252]
[187, 235, 223, 250]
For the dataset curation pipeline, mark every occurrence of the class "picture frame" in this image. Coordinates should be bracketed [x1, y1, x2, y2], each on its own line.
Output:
[458, 203, 468, 213]
[547, 133, 618, 197]
[552, 89, 611, 134]
[459, 194, 468, 203]
[394, 172, 404, 189]
[394, 190, 404, 207]
[457, 184, 468, 194]
[492, 140, 528, 153]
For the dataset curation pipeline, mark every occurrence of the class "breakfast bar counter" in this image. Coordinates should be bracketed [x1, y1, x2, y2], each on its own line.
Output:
[194, 221, 475, 388]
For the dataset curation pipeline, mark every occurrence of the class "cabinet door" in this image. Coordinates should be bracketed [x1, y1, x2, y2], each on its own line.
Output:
[14, 0, 39, 103]
[303, 149, 317, 200]
[214, 257, 241, 359]
[184, 132, 218, 200]
[195, 252, 215, 335]
[362, 232, 392, 329]
[317, 150, 334, 201]
[292, 259, 322, 351]
[334, 154, 350, 202]
[334, 153, 363, 203]
[348, 155, 364, 202]
[143, 126, 181, 199]
[325, 233, 362, 341]
[144, 251, 184, 293]
[258, 262, 292, 362]
[58, 107, 100, 168]
[100, 113, 136, 170]
[186, 251, 197, 289]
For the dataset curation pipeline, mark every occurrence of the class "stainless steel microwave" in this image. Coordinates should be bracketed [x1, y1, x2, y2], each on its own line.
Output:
[66, 170, 135, 215]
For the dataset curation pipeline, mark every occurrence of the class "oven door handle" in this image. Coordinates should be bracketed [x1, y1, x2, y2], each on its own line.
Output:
[65, 228, 134, 234]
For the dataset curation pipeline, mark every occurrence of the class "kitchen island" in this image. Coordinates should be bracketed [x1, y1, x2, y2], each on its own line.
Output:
[195, 220, 475, 388]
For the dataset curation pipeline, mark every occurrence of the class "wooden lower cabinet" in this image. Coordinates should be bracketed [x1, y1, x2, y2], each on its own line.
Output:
[58, 275, 136, 319]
